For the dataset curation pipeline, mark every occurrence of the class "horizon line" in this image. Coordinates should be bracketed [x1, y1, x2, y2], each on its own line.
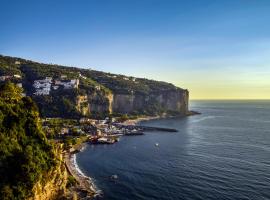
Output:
[190, 99, 270, 101]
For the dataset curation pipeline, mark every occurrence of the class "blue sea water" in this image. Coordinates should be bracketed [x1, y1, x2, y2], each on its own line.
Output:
[76, 101, 270, 200]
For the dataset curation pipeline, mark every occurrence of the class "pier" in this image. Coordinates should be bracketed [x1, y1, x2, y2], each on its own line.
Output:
[137, 125, 178, 132]
[113, 123, 178, 133]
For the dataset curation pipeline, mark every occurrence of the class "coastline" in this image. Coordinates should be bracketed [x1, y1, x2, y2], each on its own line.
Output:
[64, 111, 200, 199]
[121, 115, 161, 126]
[64, 145, 101, 199]
[121, 111, 200, 126]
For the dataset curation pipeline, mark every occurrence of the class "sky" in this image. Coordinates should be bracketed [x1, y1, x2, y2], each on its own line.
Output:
[1, 0, 270, 99]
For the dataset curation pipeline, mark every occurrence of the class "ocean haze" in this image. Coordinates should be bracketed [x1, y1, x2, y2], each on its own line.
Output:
[76, 100, 270, 200]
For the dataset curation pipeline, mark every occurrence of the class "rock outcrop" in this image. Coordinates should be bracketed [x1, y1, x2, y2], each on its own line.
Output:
[30, 147, 68, 200]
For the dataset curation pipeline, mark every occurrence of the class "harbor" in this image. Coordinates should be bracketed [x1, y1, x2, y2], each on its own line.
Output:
[88, 123, 178, 145]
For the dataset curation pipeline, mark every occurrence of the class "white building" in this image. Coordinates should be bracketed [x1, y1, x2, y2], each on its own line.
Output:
[79, 73, 87, 79]
[55, 79, 79, 89]
[95, 85, 101, 91]
[53, 86, 59, 90]
[14, 74, 22, 79]
[33, 77, 52, 95]
[16, 83, 22, 88]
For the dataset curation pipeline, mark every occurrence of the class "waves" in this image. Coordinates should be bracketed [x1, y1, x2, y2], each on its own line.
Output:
[72, 153, 103, 196]
[73, 154, 88, 178]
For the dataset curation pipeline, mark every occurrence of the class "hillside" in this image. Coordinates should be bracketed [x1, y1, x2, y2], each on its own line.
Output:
[0, 55, 189, 119]
[0, 82, 67, 199]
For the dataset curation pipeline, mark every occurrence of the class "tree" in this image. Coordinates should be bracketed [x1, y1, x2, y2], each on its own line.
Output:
[0, 82, 56, 199]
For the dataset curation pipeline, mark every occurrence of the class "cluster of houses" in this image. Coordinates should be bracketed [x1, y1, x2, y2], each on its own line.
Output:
[0, 74, 21, 81]
[33, 77, 52, 95]
[43, 117, 143, 145]
[33, 76, 80, 95]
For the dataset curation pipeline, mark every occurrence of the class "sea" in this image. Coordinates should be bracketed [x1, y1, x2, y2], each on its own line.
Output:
[76, 100, 270, 200]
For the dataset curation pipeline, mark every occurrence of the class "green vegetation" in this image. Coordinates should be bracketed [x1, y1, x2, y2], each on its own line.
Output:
[0, 54, 180, 96]
[0, 56, 22, 76]
[0, 82, 56, 199]
[63, 136, 88, 150]
[82, 70, 179, 95]
[33, 89, 81, 118]
[66, 176, 77, 188]
[0, 55, 187, 118]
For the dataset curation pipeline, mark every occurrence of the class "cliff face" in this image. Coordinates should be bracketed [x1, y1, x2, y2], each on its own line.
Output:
[76, 89, 189, 116]
[111, 89, 189, 115]
[30, 147, 68, 200]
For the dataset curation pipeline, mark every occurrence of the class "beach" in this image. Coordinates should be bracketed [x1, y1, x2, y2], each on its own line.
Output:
[65, 149, 101, 199]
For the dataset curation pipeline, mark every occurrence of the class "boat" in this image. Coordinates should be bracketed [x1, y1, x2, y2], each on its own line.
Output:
[96, 137, 116, 144]
[125, 129, 144, 136]
[155, 143, 159, 147]
[111, 174, 118, 180]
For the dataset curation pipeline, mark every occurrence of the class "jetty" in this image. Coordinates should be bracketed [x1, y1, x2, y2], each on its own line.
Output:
[137, 125, 178, 132]
[113, 123, 178, 133]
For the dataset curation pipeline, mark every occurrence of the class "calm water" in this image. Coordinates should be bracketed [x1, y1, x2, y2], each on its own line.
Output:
[77, 101, 270, 200]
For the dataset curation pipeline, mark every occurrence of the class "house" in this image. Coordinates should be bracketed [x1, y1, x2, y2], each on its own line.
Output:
[34, 88, 50, 95]
[0, 75, 12, 81]
[15, 61, 21, 65]
[54, 80, 61, 85]
[53, 85, 59, 90]
[54, 79, 79, 89]
[13, 74, 21, 79]
[33, 77, 52, 95]
[96, 130, 102, 136]
[95, 85, 101, 91]
[60, 128, 69, 135]
[79, 118, 90, 123]
[79, 73, 87, 79]
[16, 83, 22, 88]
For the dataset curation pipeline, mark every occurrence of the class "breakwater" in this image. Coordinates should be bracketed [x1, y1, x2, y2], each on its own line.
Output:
[113, 123, 178, 133]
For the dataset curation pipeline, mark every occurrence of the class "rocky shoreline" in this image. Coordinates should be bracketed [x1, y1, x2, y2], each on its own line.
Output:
[64, 146, 101, 199]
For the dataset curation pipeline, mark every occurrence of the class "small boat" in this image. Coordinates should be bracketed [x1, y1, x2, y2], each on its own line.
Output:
[155, 143, 159, 147]
[110, 174, 118, 180]
[125, 129, 144, 136]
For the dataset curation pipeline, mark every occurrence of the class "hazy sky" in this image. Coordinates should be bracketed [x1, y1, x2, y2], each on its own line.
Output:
[1, 0, 270, 99]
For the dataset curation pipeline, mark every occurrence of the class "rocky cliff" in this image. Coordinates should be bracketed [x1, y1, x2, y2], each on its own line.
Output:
[111, 89, 189, 115]
[0, 55, 189, 118]
[30, 147, 68, 200]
